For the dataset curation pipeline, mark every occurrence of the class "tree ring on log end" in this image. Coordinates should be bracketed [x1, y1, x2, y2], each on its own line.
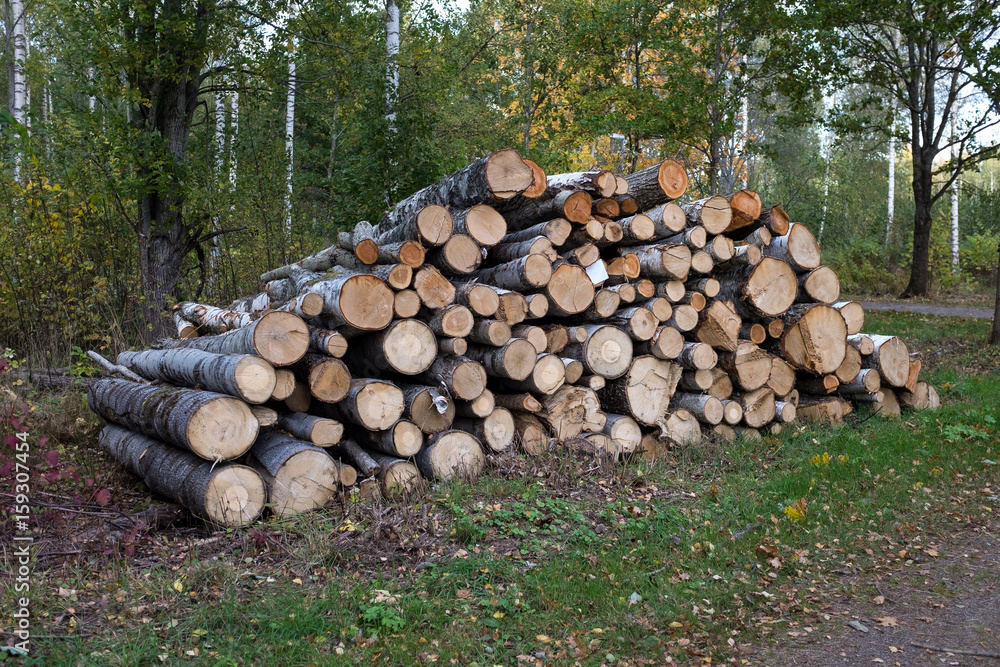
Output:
[486, 149, 535, 199]
[252, 311, 310, 366]
[335, 275, 395, 331]
[744, 258, 797, 316]
[204, 464, 266, 526]
[187, 397, 259, 460]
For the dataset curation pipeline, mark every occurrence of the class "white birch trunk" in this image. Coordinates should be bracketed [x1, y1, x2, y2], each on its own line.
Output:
[229, 91, 238, 187]
[285, 41, 296, 234]
[87, 67, 95, 113]
[385, 0, 399, 131]
[886, 96, 896, 245]
[950, 112, 959, 273]
[210, 75, 225, 286]
[9, 0, 28, 177]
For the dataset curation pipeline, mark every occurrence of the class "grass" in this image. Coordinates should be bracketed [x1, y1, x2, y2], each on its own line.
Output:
[2, 311, 999, 665]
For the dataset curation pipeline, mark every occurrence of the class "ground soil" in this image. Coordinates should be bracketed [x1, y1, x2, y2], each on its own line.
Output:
[749, 518, 1000, 666]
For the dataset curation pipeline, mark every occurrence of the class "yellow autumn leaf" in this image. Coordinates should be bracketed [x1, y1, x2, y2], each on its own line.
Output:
[783, 497, 807, 522]
[173, 580, 183, 593]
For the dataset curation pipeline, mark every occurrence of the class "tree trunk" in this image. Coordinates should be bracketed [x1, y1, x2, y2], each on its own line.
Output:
[284, 40, 296, 233]
[88, 379, 258, 461]
[162, 311, 309, 367]
[278, 413, 344, 446]
[99, 425, 265, 527]
[452, 407, 515, 452]
[414, 430, 485, 481]
[313, 378, 405, 431]
[397, 383, 457, 434]
[374, 205, 453, 246]
[309, 327, 349, 357]
[117, 348, 276, 404]
[454, 282, 501, 318]
[250, 430, 344, 516]
[596, 356, 681, 425]
[383, 149, 533, 226]
[991, 243, 1000, 344]
[416, 355, 487, 401]
[624, 160, 688, 210]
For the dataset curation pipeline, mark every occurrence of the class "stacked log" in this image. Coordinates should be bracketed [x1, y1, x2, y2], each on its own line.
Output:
[89, 148, 939, 525]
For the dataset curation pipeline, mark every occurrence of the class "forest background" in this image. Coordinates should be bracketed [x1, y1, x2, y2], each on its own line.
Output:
[2, 0, 999, 366]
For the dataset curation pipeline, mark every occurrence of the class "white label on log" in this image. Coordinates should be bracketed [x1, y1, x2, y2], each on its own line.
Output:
[586, 261, 609, 285]
[429, 388, 449, 414]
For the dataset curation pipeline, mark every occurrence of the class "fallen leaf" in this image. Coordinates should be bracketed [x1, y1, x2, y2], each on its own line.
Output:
[456, 589, 471, 599]
[889, 646, 899, 653]
[875, 616, 899, 627]
[872, 595, 885, 605]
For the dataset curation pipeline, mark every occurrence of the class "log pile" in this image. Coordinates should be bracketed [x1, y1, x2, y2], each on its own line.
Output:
[89, 149, 940, 527]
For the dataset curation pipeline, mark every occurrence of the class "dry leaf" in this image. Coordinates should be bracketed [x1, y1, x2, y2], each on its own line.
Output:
[875, 616, 899, 627]
[455, 589, 471, 599]
[872, 595, 885, 605]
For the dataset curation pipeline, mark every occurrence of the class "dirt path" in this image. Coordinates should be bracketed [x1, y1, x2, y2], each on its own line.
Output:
[861, 301, 995, 319]
[748, 520, 1000, 666]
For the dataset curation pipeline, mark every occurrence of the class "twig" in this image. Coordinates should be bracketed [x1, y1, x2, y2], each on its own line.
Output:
[910, 642, 1000, 659]
[86, 351, 149, 384]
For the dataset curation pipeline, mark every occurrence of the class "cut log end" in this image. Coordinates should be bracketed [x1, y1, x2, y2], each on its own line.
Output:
[203, 464, 268, 526]
[485, 149, 535, 199]
[186, 396, 259, 461]
[252, 311, 310, 367]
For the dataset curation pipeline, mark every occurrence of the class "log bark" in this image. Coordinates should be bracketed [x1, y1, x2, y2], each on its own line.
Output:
[837, 368, 881, 394]
[663, 226, 707, 249]
[624, 160, 688, 210]
[681, 196, 731, 235]
[118, 349, 276, 404]
[618, 214, 655, 243]
[596, 356, 681, 425]
[627, 243, 692, 280]
[176, 302, 253, 334]
[99, 425, 265, 527]
[547, 169, 617, 197]
[796, 374, 840, 395]
[671, 393, 724, 425]
[468, 255, 552, 291]
[762, 222, 821, 272]
[89, 379, 258, 461]
[250, 430, 343, 516]
[162, 311, 309, 367]
[502, 189, 593, 227]
[797, 396, 853, 423]
[278, 413, 343, 446]
[382, 149, 532, 226]
[307, 328, 347, 358]
[494, 392, 543, 413]
[487, 236, 554, 265]
[300, 271, 395, 331]
[678, 369, 714, 392]
[332, 439, 382, 478]
[438, 337, 468, 356]
[173, 312, 199, 339]
[414, 430, 485, 481]
[758, 204, 790, 236]
[416, 355, 487, 401]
